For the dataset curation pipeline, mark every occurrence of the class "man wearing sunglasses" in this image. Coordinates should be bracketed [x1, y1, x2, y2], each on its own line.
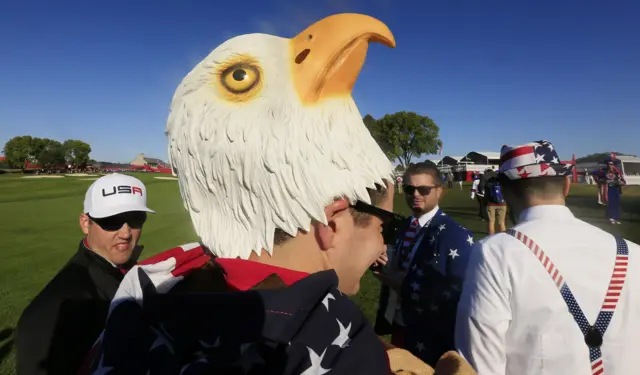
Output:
[16, 173, 154, 375]
[374, 162, 474, 366]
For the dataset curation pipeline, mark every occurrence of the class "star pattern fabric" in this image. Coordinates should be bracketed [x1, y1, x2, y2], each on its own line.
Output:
[399, 209, 475, 366]
[506, 229, 629, 375]
[82, 249, 390, 375]
[499, 140, 574, 180]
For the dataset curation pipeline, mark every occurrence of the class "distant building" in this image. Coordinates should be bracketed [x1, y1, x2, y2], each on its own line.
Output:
[434, 151, 501, 179]
[130, 154, 168, 168]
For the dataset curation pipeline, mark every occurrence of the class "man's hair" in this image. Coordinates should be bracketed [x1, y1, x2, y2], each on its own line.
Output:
[402, 162, 442, 186]
[273, 182, 389, 245]
[498, 175, 566, 200]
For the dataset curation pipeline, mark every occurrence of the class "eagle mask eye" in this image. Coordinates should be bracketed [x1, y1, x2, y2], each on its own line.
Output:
[219, 63, 261, 96]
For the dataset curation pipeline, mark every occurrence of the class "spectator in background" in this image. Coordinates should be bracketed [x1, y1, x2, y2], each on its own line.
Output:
[584, 168, 593, 184]
[484, 171, 507, 235]
[16, 173, 154, 375]
[456, 170, 464, 190]
[447, 171, 454, 188]
[605, 161, 625, 224]
[594, 167, 607, 205]
[471, 174, 487, 221]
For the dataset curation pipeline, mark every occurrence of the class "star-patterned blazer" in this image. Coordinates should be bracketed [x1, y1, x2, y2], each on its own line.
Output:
[374, 216, 415, 336]
[400, 209, 475, 366]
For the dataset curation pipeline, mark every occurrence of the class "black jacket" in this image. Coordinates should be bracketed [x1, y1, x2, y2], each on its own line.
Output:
[16, 240, 129, 375]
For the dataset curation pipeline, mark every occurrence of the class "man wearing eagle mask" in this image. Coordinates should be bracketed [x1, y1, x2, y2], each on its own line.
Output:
[82, 13, 476, 375]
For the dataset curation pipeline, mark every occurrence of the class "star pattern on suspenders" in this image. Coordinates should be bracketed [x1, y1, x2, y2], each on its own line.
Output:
[506, 229, 629, 375]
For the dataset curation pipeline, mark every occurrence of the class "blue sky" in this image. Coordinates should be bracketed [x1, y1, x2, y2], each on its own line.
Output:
[0, 0, 638, 163]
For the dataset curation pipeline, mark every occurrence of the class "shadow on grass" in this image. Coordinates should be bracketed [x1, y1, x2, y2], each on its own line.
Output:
[0, 328, 14, 367]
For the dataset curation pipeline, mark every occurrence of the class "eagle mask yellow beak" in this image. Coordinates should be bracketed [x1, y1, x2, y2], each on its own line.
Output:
[290, 13, 396, 105]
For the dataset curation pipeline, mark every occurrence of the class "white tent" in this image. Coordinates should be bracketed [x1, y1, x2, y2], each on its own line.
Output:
[618, 155, 640, 185]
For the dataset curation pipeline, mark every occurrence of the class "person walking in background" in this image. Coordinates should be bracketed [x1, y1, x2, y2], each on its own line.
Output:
[396, 174, 403, 194]
[484, 173, 507, 235]
[456, 140, 640, 375]
[456, 170, 464, 190]
[605, 161, 625, 224]
[447, 171, 454, 188]
[584, 168, 593, 184]
[594, 167, 607, 205]
[16, 173, 154, 375]
[470, 174, 487, 221]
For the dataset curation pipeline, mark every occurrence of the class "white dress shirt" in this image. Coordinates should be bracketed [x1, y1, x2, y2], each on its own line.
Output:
[455, 205, 640, 375]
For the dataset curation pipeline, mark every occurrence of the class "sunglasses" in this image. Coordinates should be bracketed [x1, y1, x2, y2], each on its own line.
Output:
[90, 212, 147, 231]
[351, 201, 407, 245]
[403, 184, 439, 196]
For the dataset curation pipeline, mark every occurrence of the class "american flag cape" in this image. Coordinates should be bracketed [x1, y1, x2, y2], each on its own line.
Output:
[400, 209, 475, 366]
[81, 244, 391, 375]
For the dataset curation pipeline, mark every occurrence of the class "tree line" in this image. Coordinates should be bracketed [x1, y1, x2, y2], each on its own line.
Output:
[363, 111, 443, 167]
[575, 152, 634, 163]
[2, 136, 92, 169]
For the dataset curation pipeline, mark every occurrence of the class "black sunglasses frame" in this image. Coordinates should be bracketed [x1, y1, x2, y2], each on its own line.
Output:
[88, 212, 148, 232]
[402, 184, 440, 196]
[351, 201, 408, 245]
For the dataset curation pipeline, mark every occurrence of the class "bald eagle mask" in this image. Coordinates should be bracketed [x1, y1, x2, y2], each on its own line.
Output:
[167, 13, 396, 259]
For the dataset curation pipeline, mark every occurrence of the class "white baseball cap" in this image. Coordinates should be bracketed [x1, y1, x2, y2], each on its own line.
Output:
[83, 173, 155, 219]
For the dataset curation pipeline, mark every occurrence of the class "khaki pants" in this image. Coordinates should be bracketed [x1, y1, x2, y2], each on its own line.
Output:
[487, 204, 507, 234]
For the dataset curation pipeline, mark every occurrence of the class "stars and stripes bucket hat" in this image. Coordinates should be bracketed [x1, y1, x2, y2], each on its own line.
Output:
[499, 140, 574, 180]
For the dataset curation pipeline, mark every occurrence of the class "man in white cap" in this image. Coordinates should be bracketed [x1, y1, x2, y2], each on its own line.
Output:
[16, 173, 154, 375]
[455, 140, 640, 375]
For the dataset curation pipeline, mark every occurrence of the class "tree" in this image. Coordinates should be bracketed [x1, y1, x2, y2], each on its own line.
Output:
[2, 136, 93, 169]
[363, 114, 377, 132]
[576, 152, 633, 163]
[365, 111, 442, 167]
[63, 139, 92, 167]
[2, 136, 36, 168]
[36, 139, 65, 168]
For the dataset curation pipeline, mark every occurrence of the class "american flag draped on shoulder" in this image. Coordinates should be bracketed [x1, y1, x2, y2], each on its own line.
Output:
[81, 244, 391, 375]
[400, 210, 475, 365]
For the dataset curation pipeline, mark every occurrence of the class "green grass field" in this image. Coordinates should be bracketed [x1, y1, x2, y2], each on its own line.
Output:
[1, 173, 639, 374]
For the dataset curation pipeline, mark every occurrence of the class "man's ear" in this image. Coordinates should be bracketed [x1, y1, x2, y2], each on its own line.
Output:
[79, 213, 91, 235]
[563, 175, 572, 197]
[315, 199, 350, 251]
[436, 185, 444, 200]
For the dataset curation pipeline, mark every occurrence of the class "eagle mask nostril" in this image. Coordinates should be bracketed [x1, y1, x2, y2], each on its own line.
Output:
[295, 48, 310, 64]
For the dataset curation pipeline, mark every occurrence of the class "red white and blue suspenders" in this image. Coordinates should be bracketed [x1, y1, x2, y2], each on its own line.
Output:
[506, 229, 629, 375]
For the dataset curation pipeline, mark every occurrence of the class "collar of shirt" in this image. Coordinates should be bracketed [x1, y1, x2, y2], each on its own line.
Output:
[518, 204, 574, 224]
[82, 237, 118, 268]
[415, 205, 440, 227]
[215, 258, 309, 291]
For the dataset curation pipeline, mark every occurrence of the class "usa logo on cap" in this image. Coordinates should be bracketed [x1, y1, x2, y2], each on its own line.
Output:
[499, 140, 574, 180]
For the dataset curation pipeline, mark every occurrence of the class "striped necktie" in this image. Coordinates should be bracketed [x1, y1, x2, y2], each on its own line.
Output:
[398, 218, 420, 270]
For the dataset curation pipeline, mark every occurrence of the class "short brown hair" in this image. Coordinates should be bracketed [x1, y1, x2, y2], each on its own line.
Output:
[402, 162, 442, 186]
[273, 181, 390, 245]
[499, 175, 566, 200]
